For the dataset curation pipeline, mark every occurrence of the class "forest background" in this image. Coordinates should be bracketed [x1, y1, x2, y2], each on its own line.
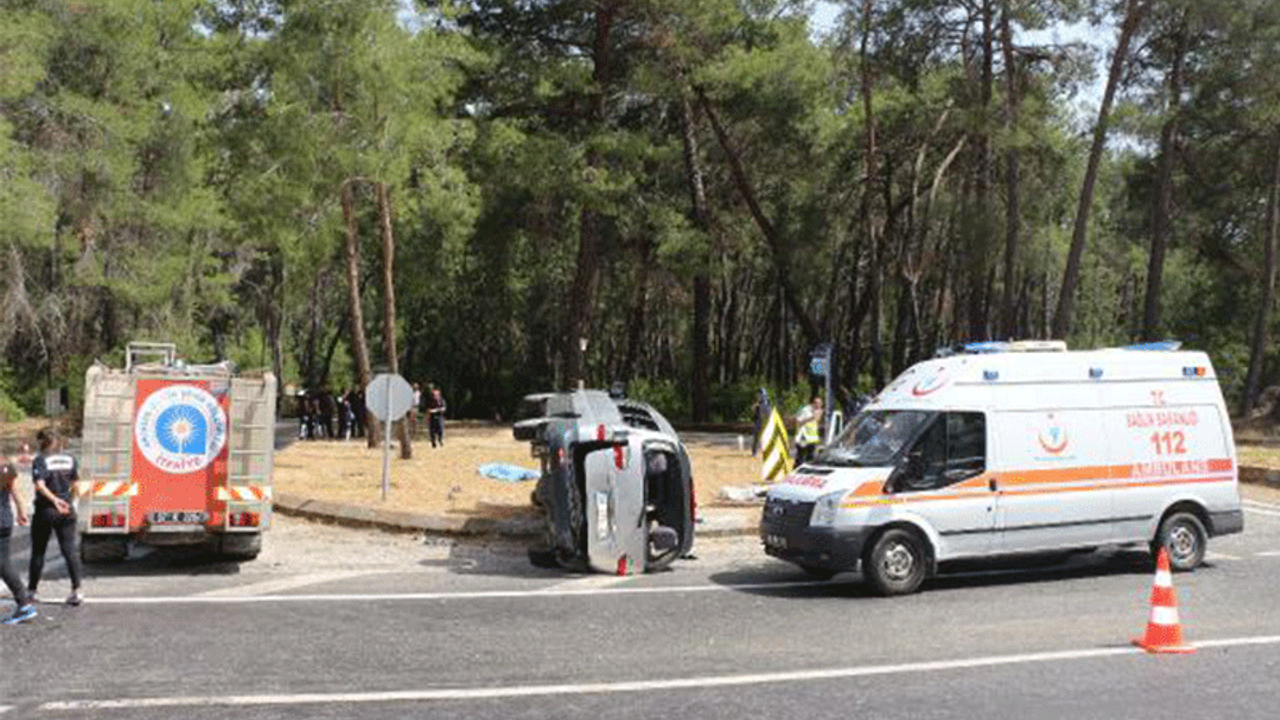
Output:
[2, 0, 1279, 428]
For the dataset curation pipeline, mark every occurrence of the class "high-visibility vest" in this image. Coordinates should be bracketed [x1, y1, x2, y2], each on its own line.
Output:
[796, 417, 821, 447]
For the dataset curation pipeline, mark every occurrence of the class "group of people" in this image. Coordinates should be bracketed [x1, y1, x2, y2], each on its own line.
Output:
[2, 430, 85, 626]
[297, 387, 367, 441]
[297, 383, 449, 448]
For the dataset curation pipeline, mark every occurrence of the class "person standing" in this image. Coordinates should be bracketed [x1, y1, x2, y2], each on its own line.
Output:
[28, 430, 84, 606]
[2, 460, 37, 624]
[794, 395, 824, 465]
[426, 386, 447, 448]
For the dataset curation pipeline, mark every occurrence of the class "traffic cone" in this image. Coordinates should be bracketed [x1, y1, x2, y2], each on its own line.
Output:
[1132, 548, 1195, 654]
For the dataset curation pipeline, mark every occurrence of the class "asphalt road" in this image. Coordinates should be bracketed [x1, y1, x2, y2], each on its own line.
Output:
[4, 494, 1280, 719]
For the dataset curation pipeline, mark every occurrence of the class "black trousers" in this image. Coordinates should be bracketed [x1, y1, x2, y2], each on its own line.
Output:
[1, 528, 29, 604]
[28, 508, 82, 592]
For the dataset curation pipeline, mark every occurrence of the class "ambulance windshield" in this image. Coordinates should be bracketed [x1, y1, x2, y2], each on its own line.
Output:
[819, 410, 932, 467]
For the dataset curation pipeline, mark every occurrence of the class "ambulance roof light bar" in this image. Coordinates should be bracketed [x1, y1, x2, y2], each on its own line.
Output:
[936, 340, 1068, 357]
[1123, 341, 1183, 351]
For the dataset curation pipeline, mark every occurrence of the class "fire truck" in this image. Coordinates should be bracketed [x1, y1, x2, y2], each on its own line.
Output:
[76, 343, 277, 562]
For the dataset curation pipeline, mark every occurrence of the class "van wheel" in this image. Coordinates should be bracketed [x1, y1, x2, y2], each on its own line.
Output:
[865, 529, 927, 596]
[1155, 512, 1206, 571]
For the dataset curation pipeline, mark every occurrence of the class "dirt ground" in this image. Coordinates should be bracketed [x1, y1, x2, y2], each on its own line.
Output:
[272, 421, 763, 517]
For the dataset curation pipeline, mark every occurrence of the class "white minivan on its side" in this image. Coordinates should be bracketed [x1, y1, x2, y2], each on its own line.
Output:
[760, 341, 1244, 595]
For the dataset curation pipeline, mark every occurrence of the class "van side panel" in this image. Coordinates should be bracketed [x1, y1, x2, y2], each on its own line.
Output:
[989, 386, 1117, 553]
[1105, 402, 1237, 542]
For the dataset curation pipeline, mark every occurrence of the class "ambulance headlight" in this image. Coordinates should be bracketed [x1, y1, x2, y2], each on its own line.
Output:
[810, 490, 848, 528]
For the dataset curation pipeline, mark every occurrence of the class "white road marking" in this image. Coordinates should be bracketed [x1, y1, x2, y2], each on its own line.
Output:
[1255, 551, 1280, 558]
[0, 705, 11, 715]
[1205, 551, 1240, 561]
[1242, 500, 1280, 518]
[192, 571, 386, 598]
[37, 634, 1280, 712]
[83, 580, 824, 605]
[537, 574, 633, 593]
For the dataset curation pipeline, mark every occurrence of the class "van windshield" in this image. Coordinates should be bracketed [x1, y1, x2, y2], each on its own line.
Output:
[818, 410, 933, 467]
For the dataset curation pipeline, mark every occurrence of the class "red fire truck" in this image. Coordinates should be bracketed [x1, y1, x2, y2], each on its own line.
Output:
[76, 343, 276, 561]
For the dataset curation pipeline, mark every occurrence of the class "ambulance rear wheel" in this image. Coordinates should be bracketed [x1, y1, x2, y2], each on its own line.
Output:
[80, 535, 128, 563]
[1155, 512, 1206, 572]
[865, 528, 927, 596]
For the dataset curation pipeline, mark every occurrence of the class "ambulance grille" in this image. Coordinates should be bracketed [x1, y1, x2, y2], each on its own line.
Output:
[763, 499, 815, 532]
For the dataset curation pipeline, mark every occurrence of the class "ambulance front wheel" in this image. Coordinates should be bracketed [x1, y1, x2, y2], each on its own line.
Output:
[865, 528, 927, 596]
[1154, 511, 1206, 572]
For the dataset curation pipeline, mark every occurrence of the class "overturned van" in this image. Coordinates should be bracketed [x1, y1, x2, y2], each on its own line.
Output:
[761, 341, 1244, 595]
[515, 390, 695, 574]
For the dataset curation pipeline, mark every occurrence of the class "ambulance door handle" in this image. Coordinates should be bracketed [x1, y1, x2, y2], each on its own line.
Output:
[988, 477, 999, 493]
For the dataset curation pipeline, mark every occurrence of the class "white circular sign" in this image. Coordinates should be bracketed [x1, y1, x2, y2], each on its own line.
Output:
[135, 385, 229, 472]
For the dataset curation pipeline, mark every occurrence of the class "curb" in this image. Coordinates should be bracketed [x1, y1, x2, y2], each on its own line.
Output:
[272, 492, 762, 540]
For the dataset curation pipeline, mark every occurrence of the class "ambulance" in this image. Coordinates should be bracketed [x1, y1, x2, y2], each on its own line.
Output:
[77, 343, 277, 561]
[760, 341, 1243, 595]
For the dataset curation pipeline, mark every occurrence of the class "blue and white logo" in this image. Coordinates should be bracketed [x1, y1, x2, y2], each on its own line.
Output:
[135, 385, 228, 472]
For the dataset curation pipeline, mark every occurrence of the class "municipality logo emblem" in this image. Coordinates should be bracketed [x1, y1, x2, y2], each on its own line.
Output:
[135, 385, 228, 472]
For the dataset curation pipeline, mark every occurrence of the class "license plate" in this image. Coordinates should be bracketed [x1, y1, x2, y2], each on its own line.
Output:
[148, 511, 208, 525]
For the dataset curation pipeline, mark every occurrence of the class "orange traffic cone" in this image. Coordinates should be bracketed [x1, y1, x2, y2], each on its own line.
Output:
[1132, 548, 1195, 654]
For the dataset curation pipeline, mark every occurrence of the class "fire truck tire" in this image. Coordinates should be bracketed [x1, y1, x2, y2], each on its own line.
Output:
[80, 534, 128, 563]
[218, 533, 262, 560]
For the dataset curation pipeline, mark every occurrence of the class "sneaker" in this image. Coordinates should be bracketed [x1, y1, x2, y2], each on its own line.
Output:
[67, 590, 83, 607]
[28, 591, 39, 604]
[3, 604, 37, 625]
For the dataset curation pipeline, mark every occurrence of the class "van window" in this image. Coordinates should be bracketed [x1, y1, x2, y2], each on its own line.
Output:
[894, 412, 986, 492]
[822, 410, 933, 467]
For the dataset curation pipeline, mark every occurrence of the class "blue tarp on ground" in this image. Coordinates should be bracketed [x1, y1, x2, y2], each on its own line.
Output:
[477, 462, 540, 482]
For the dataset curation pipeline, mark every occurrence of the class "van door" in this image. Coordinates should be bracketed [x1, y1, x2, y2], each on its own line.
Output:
[888, 411, 995, 558]
[584, 445, 648, 574]
[991, 405, 1115, 553]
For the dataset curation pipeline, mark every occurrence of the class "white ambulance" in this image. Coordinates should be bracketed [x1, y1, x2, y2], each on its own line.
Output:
[760, 341, 1243, 595]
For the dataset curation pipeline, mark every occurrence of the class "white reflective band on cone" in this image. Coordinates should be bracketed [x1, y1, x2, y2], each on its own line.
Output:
[1150, 605, 1180, 626]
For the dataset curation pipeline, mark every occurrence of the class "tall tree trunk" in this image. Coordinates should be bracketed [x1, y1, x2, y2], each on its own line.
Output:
[1141, 20, 1185, 342]
[564, 7, 617, 390]
[342, 179, 377, 447]
[968, 0, 995, 341]
[1243, 125, 1280, 415]
[694, 86, 821, 348]
[862, 0, 885, 388]
[678, 81, 712, 422]
[1053, 0, 1147, 339]
[999, 1, 1021, 339]
[377, 182, 411, 459]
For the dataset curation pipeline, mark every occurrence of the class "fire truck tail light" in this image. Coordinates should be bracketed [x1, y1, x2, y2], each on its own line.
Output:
[91, 511, 125, 528]
[229, 512, 261, 527]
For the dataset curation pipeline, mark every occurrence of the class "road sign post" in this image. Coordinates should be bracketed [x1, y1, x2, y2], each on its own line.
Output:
[366, 373, 415, 500]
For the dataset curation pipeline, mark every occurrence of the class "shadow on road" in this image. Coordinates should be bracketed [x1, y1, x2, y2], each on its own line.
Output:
[711, 547, 1161, 599]
[81, 545, 245, 578]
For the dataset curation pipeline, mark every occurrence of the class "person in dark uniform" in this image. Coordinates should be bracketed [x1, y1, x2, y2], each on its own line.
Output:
[426, 386, 447, 448]
[28, 430, 84, 606]
[1, 460, 36, 624]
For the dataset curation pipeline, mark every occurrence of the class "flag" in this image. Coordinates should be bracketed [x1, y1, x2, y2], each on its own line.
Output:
[760, 406, 791, 482]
